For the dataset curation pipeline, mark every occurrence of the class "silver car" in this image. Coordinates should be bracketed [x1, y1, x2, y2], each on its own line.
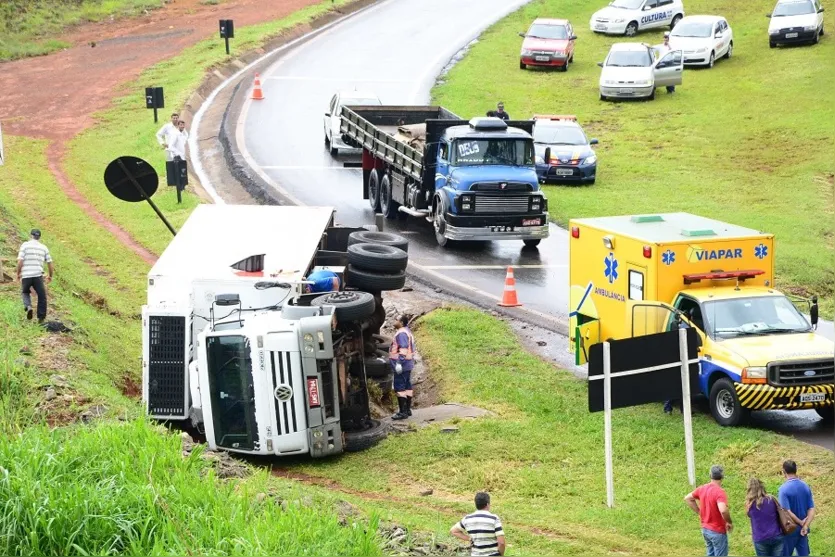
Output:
[598, 42, 683, 100]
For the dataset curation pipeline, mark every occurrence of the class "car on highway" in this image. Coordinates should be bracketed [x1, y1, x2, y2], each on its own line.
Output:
[518, 18, 577, 71]
[598, 42, 683, 101]
[532, 115, 598, 185]
[767, 0, 825, 47]
[590, 0, 685, 37]
[324, 90, 382, 156]
[668, 15, 733, 67]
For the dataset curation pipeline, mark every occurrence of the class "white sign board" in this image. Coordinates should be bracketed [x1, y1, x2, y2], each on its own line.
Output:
[0, 122, 5, 166]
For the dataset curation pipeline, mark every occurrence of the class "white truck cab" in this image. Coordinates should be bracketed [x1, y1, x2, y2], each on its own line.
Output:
[591, 0, 685, 36]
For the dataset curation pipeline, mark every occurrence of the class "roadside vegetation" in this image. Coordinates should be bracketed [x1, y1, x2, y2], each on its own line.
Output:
[433, 0, 835, 314]
[293, 308, 835, 556]
[0, 0, 162, 61]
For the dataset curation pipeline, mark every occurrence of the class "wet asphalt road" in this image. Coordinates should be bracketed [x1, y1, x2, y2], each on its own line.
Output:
[238, 0, 833, 449]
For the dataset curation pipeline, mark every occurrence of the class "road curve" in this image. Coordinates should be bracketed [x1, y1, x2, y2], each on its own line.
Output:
[234, 0, 833, 448]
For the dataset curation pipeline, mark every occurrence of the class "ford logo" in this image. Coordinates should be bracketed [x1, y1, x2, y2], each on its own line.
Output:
[803, 370, 816, 377]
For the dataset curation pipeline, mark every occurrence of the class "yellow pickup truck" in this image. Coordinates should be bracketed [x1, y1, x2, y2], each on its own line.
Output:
[568, 212, 833, 426]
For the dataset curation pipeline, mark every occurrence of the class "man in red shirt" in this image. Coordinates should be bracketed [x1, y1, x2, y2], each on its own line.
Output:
[684, 465, 734, 556]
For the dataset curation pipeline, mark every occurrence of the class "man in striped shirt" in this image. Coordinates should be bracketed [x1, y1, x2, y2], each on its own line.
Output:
[16, 229, 54, 322]
[450, 492, 506, 556]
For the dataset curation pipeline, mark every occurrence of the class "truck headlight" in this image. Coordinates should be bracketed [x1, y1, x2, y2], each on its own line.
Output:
[584, 155, 597, 165]
[460, 194, 475, 212]
[530, 196, 543, 212]
[742, 366, 767, 383]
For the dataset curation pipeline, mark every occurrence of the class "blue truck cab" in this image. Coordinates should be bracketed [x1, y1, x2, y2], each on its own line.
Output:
[341, 106, 550, 248]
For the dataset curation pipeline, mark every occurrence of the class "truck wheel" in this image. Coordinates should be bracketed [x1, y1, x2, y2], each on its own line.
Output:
[348, 243, 408, 273]
[368, 169, 381, 212]
[523, 239, 541, 248]
[815, 406, 834, 424]
[379, 173, 400, 219]
[433, 210, 450, 247]
[709, 378, 749, 427]
[344, 419, 388, 452]
[311, 291, 375, 322]
[348, 230, 408, 252]
[346, 265, 407, 291]
[364, 354, 390, 378]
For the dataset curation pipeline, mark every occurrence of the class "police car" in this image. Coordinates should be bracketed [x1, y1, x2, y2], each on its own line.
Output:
[591, 0, 685, 37]
[532, 115, 598, 185]
[668, 15, 733, 67]
[767, 0, 825, 48]
[598, 42, 683, 101]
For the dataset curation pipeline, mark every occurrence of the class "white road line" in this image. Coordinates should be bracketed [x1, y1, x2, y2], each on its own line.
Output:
[419, 264, 568, 270]
[264, 76, 411, 83]
[259, 165, 360, 170]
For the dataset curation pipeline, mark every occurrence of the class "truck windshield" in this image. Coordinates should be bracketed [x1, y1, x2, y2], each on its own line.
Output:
[205, 335, 259, 451]
[451, 138, 534, 166]
[703, 296, 812, 339]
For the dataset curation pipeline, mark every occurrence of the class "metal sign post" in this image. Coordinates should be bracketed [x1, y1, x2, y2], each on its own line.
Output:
[603, 341, 615, 508]
[679, 326, 696, 487]
[219, 19, 235, 55]
[145, 87, 165, 123]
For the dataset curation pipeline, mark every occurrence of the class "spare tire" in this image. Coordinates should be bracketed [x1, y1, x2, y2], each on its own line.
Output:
[311, 291, 375, 322]
[364, 354, 390, 378]
[348, 242, 408, 273]
[346, 265, 406, 292]
[344, 419, 389, 452]
[348, 230, 408, 252]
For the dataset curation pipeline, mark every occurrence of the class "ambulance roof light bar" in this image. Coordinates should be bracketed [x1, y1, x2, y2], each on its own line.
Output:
[683, 269, 765, 285]
[532, 114, 577, 122]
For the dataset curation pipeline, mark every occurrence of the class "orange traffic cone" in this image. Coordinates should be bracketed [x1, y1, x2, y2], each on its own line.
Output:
[498, 266, 522, 307]
[251, 73, 265, 100]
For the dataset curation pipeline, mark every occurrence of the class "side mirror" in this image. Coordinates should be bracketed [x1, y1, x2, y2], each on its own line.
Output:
[590, 138, 599, 145]
[819, 7, 825, 12]
[570, 35, 578, 40]
[810, 295, 819, 328]
[518, 32, 526, 38]
[597, 62, 604, 67]
[544, 147, 551, 163]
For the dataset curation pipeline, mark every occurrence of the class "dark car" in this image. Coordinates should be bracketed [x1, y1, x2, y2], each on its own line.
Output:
[532, 115, 598, 185]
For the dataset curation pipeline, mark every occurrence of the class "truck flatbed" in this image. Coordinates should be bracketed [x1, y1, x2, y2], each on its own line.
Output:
[571, 212, 772, 243]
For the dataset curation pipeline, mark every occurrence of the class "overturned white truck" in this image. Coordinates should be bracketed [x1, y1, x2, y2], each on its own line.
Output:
[142, 205, 409, 457]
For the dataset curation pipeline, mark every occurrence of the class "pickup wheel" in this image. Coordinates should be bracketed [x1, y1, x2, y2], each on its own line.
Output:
[344, 419, 389, 452]
[379, 173, 399, 219]
[348, 230, 408, 252]
[348, 242, 408, 273]
[346, 265, 406, 292]
[709, 378, 749, 427]
[815, 406, 834, 424]
[311, 291, 376, 322]
[368, 169, 381, 212]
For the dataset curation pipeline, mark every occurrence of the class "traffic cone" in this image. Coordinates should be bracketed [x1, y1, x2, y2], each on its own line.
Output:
[251, 73, 265, 100]
[498, 266, 522, 307]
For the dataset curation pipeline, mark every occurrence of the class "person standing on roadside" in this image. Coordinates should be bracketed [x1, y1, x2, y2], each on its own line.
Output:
[778, 460, 816, 556]
[450, 492, 506, 556]
[389, 314, 416, 420]
[16, 229, 54, 323]
[654, 32, 676, 94]
[156, 112, 180, 161]
[746, 477, 790, 556]
[493, 102, 510, 120]
[168, 119, 189, 162]
[685, 465, 734, 556]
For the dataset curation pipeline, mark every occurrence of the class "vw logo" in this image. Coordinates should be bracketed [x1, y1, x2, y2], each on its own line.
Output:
[803, 370, 816, 377]
[274, 384, 293, 401]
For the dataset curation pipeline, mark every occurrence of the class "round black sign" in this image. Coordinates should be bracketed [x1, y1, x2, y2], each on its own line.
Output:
[103, 156, 159, 203]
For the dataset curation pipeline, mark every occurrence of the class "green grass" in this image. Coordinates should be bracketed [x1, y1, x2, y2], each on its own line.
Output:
[0, 0, 162, 61]
[433, 0, 835, 314]
[64, 0, 365, 257]
[0, 418, 383, 556]
[291, 308, 835, 556]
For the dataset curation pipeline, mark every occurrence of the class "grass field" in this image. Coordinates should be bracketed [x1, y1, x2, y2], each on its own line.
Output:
[293, 308, 835, 556]
[433, 0, 835, 314]
[0, 0, 162, 61]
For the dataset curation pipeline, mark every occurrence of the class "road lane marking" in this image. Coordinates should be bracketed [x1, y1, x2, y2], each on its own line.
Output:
[420, 264, 567, 270]
[259, 166, 359, 170]
[265, 76, 411, 83]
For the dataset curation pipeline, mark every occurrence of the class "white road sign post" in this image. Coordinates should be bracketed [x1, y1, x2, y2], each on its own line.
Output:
[603, 340, 615, 508]
[679, 326, 696, 487]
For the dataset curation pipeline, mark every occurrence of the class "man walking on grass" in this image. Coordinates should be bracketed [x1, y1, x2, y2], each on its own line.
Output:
[16, 229, 54, 323]
[685, 465, 734, 556]
[451, 492, 506, 556]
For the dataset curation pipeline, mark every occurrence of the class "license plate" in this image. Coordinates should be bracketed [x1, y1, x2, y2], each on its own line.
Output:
[522, 218, 541, 226]
[785, 32, 798, 38]
[595, 24, 607, 30]
[535, 56, 550, 61]
[800, 392, 825, 403]
[490, 226, 515, 232]
[555, 168, 573, 176]
[620, 89, 634, 94]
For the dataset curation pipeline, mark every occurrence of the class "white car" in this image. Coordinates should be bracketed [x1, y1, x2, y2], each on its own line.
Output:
[323, 91, 381, 156]
[767, 0, 825, 48]
[668, 15, 733, 67]
[598, 42, 683, 101]
[590, 0, 685, 37]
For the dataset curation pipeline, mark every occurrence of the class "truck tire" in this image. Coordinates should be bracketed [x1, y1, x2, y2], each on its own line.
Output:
[433, 198, 451, 247]
[346, 265, 407, 291]
[344, 419, 389, 452]
[372, 334, 391, 351]
[709, 378, 749, 427]
[815, 406, 834, 424]
[348, 243, 408, 273]
[368, 169, 381, 212]
[364, 354, 390, 378]
[311, 291, 375, 322]
[379, 173, 400, 219]
[348, 230, 408, 252]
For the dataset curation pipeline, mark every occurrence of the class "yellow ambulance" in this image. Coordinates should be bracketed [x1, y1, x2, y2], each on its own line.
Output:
[568, 212, 833, 426]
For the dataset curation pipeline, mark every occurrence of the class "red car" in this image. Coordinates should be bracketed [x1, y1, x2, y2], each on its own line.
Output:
[518, 18, 577, 72]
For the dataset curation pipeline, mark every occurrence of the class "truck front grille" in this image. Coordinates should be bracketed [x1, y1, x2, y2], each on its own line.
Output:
[470, 182, 533, 192]
[270, 351, 299, 435]
[473, 195, 532, 214]
[769, 359, 834, 387]
[147, 315, 187, 417]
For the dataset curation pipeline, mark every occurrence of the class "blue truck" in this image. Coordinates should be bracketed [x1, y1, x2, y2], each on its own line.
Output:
[340, 105, 549, 247]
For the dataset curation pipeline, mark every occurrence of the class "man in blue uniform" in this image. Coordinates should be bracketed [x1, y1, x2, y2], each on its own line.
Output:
[304, 269, 341, 293]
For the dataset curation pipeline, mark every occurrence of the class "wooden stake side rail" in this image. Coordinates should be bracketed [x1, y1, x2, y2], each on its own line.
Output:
[341, 107, 424, 182]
